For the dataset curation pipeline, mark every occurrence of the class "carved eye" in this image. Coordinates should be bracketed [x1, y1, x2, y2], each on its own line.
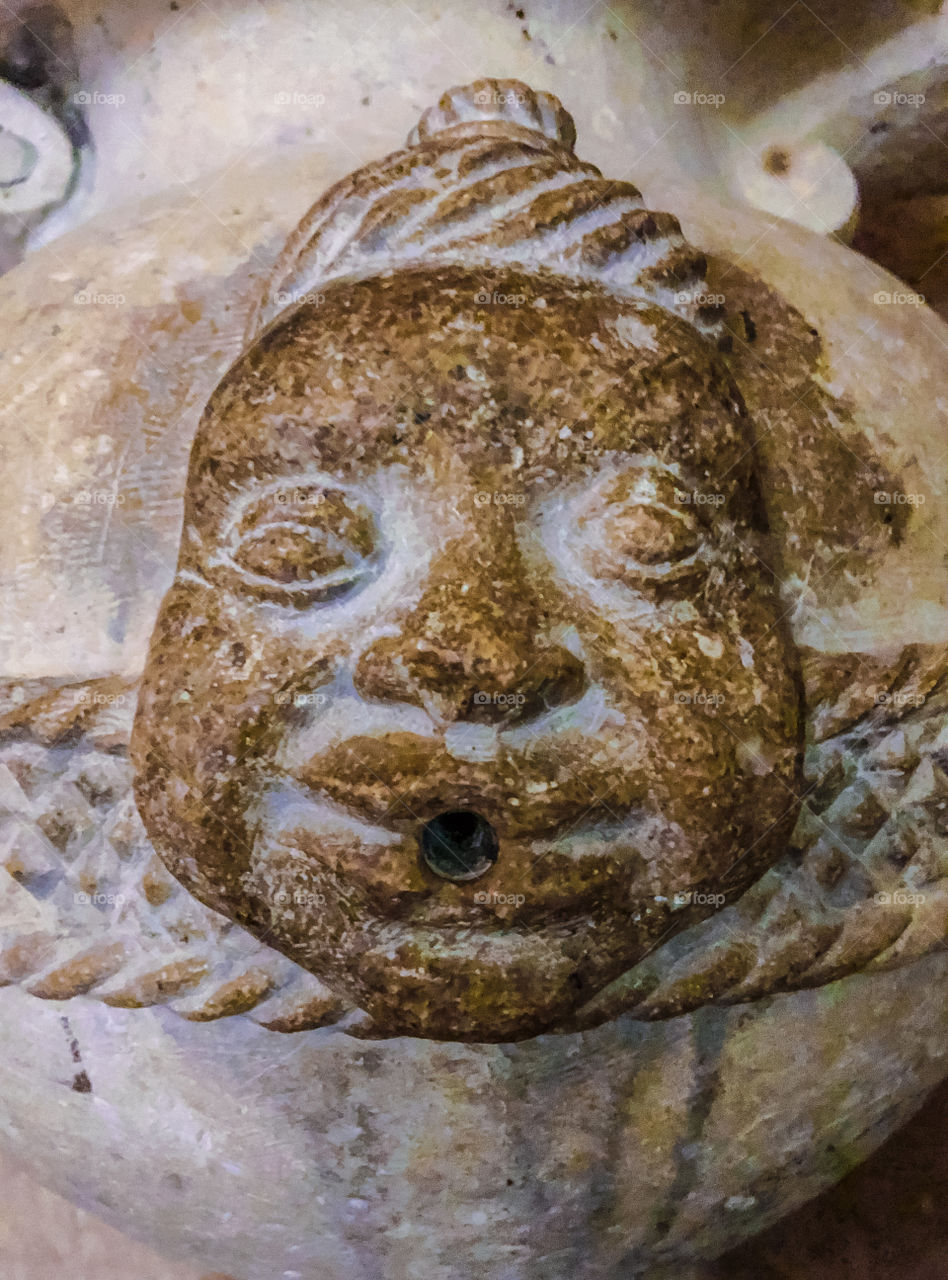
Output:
[601, 502, 701, 569]
[577, 469, 707, 584]
[224, 485, 378, 602]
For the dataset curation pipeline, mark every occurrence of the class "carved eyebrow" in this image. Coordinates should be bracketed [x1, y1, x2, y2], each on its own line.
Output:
[571, 454, 710, 496]
[225, 470, 350, 508]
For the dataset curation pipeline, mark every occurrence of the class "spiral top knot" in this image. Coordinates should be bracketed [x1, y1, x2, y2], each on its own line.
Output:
[406, 78, 577, 150]
[249, 79, 724, 343]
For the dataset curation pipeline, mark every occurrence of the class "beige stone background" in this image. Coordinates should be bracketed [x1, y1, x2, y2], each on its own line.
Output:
[1, 1079, 946, 1278]
[0, 1150, 209, 1280]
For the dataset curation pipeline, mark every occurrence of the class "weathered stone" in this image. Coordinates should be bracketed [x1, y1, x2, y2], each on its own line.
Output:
[0, 76, 946, 1279]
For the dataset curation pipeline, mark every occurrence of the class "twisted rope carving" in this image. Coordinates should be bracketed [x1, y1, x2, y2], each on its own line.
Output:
[250, 78, 723, 345]
[1, 645, 945, 1035]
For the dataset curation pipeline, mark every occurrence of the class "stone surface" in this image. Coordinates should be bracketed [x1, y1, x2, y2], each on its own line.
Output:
[0, 959, 945, 1280]
[0, 1148, 206, 1280]
[715, 1074, 948, 1279]
[5, 1079, 948, 1279]
[0, 72, 946, 1280]
[131, 259, 802, 1042]
[11, 0, 948, 262]
[7, 0, 720, 244]
[854, 193, 948, 320]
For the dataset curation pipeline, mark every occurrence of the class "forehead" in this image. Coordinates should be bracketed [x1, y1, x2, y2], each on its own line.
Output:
[188, 267, 747, 515]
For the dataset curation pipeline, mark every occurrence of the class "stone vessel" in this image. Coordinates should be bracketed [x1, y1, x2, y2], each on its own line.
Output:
[0, 80, 946, 1279]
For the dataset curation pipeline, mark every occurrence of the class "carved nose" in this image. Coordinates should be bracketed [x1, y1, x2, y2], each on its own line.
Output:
[353, 556, 586, 725]
[354, 627, 586, 724]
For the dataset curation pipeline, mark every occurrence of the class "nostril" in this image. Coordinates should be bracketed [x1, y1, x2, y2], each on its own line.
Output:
[420, 810, 499, 881]
[462, 652, 588, 725]
[535, 667, 585, 712]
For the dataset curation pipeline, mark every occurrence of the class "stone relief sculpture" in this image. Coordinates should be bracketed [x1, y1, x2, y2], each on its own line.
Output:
[0, 78, 945, 1279]
[3, 79, 944, 1041]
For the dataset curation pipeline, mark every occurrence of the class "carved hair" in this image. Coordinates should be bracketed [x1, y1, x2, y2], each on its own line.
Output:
[249, 78, 724, 343]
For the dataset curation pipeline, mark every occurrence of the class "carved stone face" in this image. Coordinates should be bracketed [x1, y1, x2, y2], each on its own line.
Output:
[132, 265, 802, 1041]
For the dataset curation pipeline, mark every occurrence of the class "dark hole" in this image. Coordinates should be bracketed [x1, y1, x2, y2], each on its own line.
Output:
[421, 810, 499, 882]
[763, 146, 791, 176]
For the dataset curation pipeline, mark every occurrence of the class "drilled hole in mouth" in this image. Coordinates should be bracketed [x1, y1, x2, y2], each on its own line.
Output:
[420, 810, 499, 882]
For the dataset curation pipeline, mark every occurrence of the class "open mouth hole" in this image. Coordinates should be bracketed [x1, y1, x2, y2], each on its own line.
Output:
[421, 810, 499, 882]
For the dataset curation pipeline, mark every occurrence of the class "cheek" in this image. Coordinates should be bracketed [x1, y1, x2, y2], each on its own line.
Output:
[138, 593, 370, 794]
[580, 599, 799, 762]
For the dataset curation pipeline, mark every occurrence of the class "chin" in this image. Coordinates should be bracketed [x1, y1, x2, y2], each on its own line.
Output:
[336, 921, 620, 1042]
